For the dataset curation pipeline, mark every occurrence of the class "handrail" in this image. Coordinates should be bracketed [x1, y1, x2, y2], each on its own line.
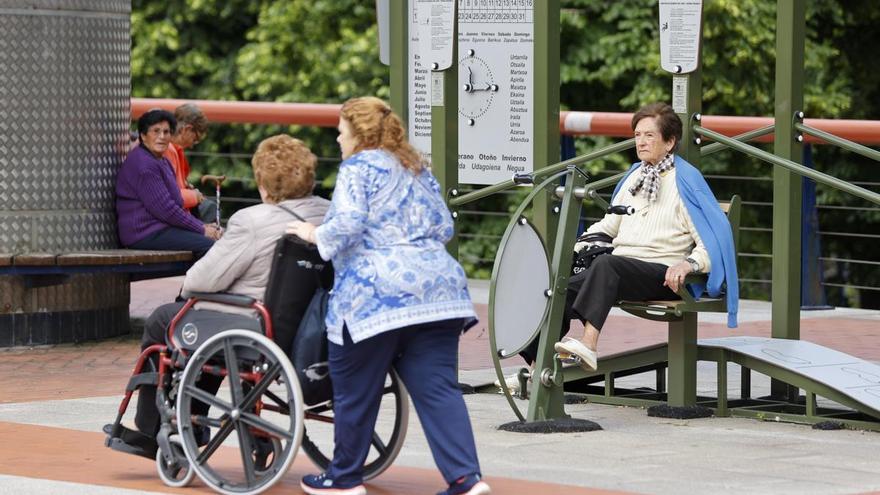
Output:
[131, 98, 342, 127]
[794, 123, 880, 162]
[449, 139, 634, 207]
[700, 125, 776, 156]
[560, 111, 880, 144]
[694, 125, 880, 206]
[132, 98, 880, 144]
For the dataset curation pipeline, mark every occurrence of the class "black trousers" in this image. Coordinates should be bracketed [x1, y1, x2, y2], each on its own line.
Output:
[520, 255, 678, 365]
[134, 301, 258, 436]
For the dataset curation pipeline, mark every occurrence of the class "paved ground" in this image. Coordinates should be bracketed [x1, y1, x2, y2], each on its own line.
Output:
[0, 277, 879, 494]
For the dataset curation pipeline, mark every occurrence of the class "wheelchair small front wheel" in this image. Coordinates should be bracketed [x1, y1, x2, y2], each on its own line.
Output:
[156, 436, 195, 488]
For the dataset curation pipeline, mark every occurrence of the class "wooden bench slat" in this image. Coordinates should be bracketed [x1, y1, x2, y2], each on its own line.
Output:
[0, 254, 13, 267]
[13, 253, 58, 266]
[55, 250, 193, 266]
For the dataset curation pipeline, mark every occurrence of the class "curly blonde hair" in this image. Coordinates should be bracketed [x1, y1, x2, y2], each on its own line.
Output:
[251, 134, 317, 203]
[340, 96, 423, 172]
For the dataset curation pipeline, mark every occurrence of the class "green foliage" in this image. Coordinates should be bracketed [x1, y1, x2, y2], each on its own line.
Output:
[131, 0, 386, 203]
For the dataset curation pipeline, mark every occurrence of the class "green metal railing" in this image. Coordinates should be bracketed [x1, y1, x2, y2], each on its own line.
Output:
[694, 124, 880, 206]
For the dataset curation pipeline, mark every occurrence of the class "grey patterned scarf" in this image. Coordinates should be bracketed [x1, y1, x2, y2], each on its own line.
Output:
[628, 153, 675, 202]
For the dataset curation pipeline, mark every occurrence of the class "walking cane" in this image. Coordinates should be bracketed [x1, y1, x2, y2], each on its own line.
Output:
[200, 174, 226, 227]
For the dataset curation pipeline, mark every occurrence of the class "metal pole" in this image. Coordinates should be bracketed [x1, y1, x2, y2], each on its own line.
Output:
[531, 0, 561, 248]
[771, 0, 805, 399]
[431, 7, 459, 257]
[670, 11, 703, 410]
[389, 0, 408, 122]
[527, 169, 583, 422]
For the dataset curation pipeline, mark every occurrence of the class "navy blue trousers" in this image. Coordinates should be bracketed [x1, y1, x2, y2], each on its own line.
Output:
[130, 226, 214, 259]
[327, 319, 481, 485]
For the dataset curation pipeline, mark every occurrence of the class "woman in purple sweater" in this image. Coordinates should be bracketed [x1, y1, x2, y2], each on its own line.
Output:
[116, 109, 220, 257]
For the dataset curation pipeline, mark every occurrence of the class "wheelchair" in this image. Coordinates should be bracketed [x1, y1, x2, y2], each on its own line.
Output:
[105, 235, 409, 495]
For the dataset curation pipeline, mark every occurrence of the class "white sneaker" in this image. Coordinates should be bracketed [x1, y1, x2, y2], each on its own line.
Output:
[554, 337, 598, 371]
[493, 372, 521, 394]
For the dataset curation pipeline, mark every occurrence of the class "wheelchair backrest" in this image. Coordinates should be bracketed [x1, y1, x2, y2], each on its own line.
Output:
[263, 234, 334, 354]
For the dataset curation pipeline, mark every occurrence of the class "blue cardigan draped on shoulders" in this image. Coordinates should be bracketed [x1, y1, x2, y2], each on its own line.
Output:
[611, 155, 739, 327]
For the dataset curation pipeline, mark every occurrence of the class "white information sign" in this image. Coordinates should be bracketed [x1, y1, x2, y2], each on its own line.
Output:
[431, 71, 445, 106]
[658, 0, 703, 74]
[672, 75, 689, 114]
[408, 0, 535, 185]
[415, 0, 456, 71]
[408, 2, 432, 161]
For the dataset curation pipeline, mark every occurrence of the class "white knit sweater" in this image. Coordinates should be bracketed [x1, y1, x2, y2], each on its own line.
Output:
[586, 168, 711, 272]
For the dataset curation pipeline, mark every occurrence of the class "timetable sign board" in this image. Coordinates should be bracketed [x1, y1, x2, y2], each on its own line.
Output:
[408, 0, 535, 185]
[658, 0, 703, 74]
[415, 0, 456, 71]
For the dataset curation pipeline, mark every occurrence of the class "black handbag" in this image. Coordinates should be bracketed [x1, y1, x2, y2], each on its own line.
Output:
[290, 285, 333, 405]
[571, 232, 614, 275]
[263, 206, 334, 406]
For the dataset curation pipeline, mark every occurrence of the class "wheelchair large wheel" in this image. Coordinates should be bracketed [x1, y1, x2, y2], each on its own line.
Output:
[176, 329, 304, 495]
[300, 369, 408, 481]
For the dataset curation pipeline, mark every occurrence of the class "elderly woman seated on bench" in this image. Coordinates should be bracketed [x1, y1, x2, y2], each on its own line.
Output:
[119, 134, 330, 453]
[508, 102, 738, 392]
[116, 109, 221, 258]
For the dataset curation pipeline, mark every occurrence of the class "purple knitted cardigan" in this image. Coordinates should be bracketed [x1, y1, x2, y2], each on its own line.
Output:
[116, 145, 204, 246]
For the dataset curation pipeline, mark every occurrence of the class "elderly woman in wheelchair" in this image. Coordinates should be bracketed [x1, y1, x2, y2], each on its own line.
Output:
[105, 135, 410, 494]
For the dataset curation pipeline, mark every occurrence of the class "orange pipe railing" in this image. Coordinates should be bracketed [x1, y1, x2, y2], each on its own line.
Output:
[560, 111, 880, 145]
[132, 98, 880, 145]
[132, 98, 342, 128]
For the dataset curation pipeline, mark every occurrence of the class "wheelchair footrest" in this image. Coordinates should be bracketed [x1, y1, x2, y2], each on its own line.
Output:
[104, 424, 158, 460]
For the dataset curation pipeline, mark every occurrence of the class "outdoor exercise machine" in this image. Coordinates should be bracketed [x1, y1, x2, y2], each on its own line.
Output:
[381, 0, 880, 430]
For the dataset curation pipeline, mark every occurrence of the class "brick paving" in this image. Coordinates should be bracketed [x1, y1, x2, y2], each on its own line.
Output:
[2, 276, 880, 494]
[2, 276, 879, 405]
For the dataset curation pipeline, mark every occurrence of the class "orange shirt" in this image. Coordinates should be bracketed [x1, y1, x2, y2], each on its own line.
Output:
[163, 142, 200, 209]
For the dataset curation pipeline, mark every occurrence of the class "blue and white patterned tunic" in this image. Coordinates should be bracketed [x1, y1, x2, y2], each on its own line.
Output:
[313, 149, 476, 345]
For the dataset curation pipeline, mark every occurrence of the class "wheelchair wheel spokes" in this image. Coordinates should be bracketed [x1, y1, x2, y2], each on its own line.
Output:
[261, 389, 291, 415]
[184, 385, 234, 415]
[234, 420, 258, 487]
[177, 329, 304, 495]
[302, 369, 409, 481]
[240, 411, 296, 442]
[223, 338, 246, 405]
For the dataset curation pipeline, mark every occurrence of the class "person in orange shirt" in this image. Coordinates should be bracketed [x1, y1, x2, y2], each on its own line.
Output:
[164, 103, 217, 222]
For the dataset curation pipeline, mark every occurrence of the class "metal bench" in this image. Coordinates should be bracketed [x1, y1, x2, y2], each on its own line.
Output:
[564, 196, 741, 417]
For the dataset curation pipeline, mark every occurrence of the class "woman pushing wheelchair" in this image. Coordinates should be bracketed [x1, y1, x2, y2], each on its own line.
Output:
[287, 96, 491, 495]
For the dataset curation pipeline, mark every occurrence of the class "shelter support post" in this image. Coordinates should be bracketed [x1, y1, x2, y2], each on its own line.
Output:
[531, 0, 561, 248]
[771, 0, 805, 400]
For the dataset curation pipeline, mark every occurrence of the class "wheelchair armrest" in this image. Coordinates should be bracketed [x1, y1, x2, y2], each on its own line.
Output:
[187, 291, 257, 308]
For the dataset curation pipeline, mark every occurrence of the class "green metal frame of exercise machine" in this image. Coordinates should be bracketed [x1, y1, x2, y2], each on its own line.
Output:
[388, 1, 880, 430]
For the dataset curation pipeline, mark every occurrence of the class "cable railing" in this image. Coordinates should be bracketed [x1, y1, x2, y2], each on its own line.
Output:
[187, 141, 880, 305]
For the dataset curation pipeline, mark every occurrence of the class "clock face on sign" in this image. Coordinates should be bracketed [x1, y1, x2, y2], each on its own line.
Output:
[459, 49, 500, 125]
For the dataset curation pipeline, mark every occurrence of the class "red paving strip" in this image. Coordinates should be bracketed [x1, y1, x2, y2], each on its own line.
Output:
[0, 421, 633, 495]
